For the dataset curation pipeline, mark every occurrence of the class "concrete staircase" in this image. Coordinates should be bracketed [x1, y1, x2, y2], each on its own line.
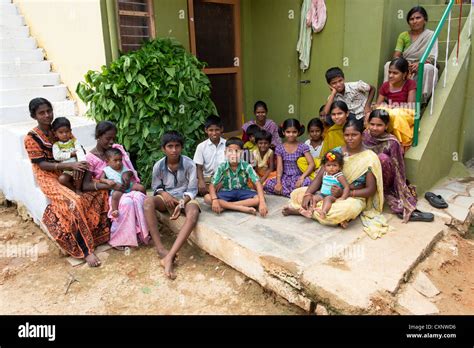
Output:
[423, 3, 471, 73]
[0, 0, 96, 223]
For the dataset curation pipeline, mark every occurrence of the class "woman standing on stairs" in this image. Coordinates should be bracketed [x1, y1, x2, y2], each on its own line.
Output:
[24, 98, 111, 267]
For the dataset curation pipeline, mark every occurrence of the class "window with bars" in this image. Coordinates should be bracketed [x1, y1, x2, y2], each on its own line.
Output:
[116, 0, 156, 53]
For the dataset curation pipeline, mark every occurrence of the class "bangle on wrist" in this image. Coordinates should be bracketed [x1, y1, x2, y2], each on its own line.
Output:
[211, 197, 218, 201]
[55, 163, 59, 170]
[303, 193, 312, 197]
[94, 182, 98, 191]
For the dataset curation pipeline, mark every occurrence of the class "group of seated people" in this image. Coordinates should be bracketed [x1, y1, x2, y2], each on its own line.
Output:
[23, 6, 438, 279]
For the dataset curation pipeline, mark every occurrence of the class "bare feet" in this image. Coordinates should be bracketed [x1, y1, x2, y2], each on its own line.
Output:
[160, 256, 176, 280]
[315, 208, 326, 219]
[340, 220, 349, 229]
[243, 207, 257, 215]
[155, 246, 169, 259]
[282, 206, 299, 216]
[299, 207, 313, 219]
[85, 253, 101, 267]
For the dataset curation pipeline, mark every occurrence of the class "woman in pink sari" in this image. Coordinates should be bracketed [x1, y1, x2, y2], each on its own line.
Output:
[86, 121, 150, 249]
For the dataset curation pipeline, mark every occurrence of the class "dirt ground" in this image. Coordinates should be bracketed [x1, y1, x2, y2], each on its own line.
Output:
[0, 204, 473, 315]
[0, 205, 304, 315]
[409, 227, 474, 314]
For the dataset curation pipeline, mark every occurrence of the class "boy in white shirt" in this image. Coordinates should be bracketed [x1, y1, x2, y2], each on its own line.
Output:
[323, 67, 375, 122]
[193, 115, 226, 196]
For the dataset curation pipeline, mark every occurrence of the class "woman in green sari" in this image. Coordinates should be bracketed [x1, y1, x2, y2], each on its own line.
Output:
[383, 6, 438, 102]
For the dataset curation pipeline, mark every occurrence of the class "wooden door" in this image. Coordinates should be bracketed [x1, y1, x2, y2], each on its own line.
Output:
[188, 0, 242, 133]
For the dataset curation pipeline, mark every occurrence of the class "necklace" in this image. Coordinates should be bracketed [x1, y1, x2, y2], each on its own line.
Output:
[343, 146, 362, 157]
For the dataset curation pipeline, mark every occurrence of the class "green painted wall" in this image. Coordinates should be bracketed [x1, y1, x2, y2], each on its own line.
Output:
[153, 0, 190, 51]
[342, 0, 385, 87]
[298, 0, 345, 124]
[459, 33, 474, 162]
[241, 0, 300, 126]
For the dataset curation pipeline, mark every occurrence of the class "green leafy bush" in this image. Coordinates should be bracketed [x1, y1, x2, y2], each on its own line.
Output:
[77, 38, 217, 187]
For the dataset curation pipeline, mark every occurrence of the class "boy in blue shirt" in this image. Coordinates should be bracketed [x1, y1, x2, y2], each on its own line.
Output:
[144, 131, 200, 280]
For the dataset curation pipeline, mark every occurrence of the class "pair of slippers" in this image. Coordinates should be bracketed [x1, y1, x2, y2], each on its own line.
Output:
[424, 192, 449, 209]
[396, 192, 448, 222]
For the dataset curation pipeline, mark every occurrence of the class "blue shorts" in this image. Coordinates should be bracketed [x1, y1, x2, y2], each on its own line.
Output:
[217, 189, 257, 202]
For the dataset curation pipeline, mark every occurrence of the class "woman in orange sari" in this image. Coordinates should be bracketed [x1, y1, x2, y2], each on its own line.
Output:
[24, 98, 111, 266]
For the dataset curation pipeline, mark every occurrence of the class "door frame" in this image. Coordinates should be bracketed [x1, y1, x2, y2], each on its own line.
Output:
[187, 0, 243, 133]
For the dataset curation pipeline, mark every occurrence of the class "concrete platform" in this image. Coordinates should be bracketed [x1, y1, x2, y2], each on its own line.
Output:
[157, 195, 447, 313]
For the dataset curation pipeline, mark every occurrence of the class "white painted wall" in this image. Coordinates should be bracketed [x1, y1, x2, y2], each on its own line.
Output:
[13, 0, 107, 115]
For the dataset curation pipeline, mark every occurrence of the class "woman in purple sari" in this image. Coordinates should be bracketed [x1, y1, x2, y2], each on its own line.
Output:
[242, 100, 282, 147]
[86, 121, 150, 248]
[363, 109, 432, 222]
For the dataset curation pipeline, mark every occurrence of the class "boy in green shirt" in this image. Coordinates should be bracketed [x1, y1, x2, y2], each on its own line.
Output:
[204, 137, 268, 216]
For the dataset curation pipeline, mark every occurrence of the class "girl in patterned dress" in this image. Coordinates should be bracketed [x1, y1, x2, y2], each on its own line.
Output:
[264, 119, 315, 197]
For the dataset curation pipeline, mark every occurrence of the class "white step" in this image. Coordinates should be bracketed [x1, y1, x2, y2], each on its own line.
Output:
[0, 14, 25, 27]
[0, 48, 44, 62]
[0, 60, 51, 75]
[0, 73, 60, 89]
[0, 0, 13, 4]
[0, 25, 29, 38]
[0, 3, 18, 15]
[0, 100, 75, 125]
[0, 37, 36, 49]
[0, 84, 67, 106]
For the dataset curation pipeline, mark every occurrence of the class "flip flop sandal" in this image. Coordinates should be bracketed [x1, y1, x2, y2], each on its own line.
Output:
[397, 210, 434, 222]
[424, 192, 448, 209]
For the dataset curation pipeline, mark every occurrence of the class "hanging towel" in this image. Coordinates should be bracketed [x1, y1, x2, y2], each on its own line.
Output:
[297, 0, 327, 71]
[307, 0, 327, 33]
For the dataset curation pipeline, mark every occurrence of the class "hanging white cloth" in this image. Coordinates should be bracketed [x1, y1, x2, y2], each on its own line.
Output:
[297, 0, 327, 71]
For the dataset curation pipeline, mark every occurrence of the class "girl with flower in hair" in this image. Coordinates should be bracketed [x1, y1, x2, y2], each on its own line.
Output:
[299, 150, 350, 220]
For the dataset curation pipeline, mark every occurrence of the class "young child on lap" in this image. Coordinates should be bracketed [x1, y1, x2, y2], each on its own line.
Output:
[300, 151, 350, 219]
[100, 148, 146, 218]
[204, 137, 268, 216]
[52, 117, 87, 193]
